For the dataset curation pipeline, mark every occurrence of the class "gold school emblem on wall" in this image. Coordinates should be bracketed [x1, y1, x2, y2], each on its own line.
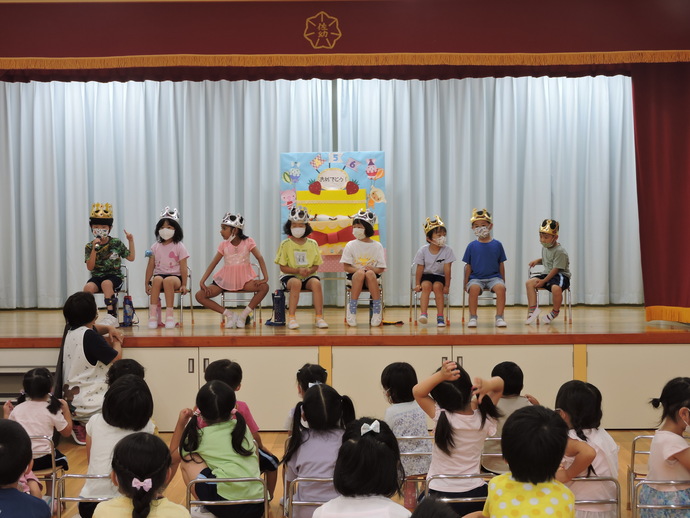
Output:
[304, 11, 342, 50]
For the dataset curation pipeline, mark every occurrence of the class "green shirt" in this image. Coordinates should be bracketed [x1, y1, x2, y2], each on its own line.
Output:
[541, 243, 571, 278]
[183, 420, 262, 501]
[84, 238, 130, 278]
[274, 237, 323, 279]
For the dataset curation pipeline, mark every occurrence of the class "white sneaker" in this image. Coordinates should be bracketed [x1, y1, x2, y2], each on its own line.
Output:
[370, 312, 382, 327]
[288, 318, 300, 330]
[99, 314, 119, 328]
[315, 318, 329, 329]
[525, 308, 541, 325]
[467, 317, 478, 328]
[236, 313, 247, 329]
[541, 312, 557, 324]
[165, 317, 176, 329]
[191, 506, 215, 518]
[417, 313, 428, 325]
[224, 311, 237, 329]
[346, 308, 357, 327]
[495, 317, 507, 328]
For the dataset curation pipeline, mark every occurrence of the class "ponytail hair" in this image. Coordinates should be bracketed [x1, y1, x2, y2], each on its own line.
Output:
[112, 432, 171, 518]
[18, 368, 62, 414]
[430, 365, 500, 455]
[181, 381, 253, 462]
[555, 380, 603, 441]
[282, 384, 356, 464]
[652, 377, 690, 425]
[296, 363, 328, 394]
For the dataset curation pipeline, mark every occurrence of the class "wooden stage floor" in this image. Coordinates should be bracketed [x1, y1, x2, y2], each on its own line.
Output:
[1, 305, 689, 347]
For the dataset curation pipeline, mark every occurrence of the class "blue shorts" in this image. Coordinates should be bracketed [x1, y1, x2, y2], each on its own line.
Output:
[466, 277, 504, 292]
[535, 273, 570, 291]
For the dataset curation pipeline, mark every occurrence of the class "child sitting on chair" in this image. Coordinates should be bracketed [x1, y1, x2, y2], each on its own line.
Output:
[341, 209, 386, 327]
[525, 219, 571, 325]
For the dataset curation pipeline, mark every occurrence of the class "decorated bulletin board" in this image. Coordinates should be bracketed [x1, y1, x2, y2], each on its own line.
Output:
[280, 151, 386, 271]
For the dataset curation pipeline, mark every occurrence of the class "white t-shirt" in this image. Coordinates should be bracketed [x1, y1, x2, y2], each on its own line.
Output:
[428, 405, 497, 492]
[340, 239, 386, 269]
[313, 495, 411, 518]
[647, 430, 690, 490]
[81, 414, 156, 499]
[9, 400, 69, 457]
[384, 401, 432, 476]
[563, 428, 619, 513]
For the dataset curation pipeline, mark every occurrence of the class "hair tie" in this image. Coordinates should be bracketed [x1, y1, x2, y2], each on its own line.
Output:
[20, 390, 25, 395]
[193, 409, 200, 417]
[361, 420, 380, 436]
[230, 408, 238, 418]
[308, 382, 322, 388]
[131, 478, 152, 492]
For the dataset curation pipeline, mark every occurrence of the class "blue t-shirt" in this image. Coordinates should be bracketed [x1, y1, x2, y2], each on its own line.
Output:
[0, 488, 51, 518]
[462, 239, 507, 280]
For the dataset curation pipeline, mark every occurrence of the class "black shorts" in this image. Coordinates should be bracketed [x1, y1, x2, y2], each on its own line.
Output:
[422, 485, 487, 516]
[536, 273, 571, 292]
[280, 275, 320, 290]
[421, 273, 446, 286]
[149, 274, 182, 284]
[87, 274, 123, 292]
[345, 272, 381, 280]
[258, 447, 279, 473]
[33, 450, 69, 471]
[193, 467, 264, 518]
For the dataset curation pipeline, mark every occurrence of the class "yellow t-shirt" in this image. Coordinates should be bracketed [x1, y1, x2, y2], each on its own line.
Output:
[93, 496, 190, 518]
[274, 237, 323, 279]
[483, 473, 575, 518]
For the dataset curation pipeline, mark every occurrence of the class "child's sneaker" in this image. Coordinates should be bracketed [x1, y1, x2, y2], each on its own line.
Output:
[467, 317, 478, 328]
[236, 313, 248, 329]
[165, 316, 176, 329]
[224, 311, 237, 329]
[191, 506, 215, 518]
[288, 318, 300, 330]
[541, 311, 558, 324]
[525, 308, 541, 325]
[371, 312, 382, 327]
[495, 317, 507, 328]
[417, 313, 428, 325]
[315, 318, 329, 329]
[437, 316, 446, 327]
[346, 306, 357, 327]
[147, 317, 158, 329]
[71, 422, 86, 445]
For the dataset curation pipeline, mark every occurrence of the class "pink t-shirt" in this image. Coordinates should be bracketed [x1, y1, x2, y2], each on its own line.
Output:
[150, 241, 190, 276]
[647, 430, 690, 490]
[212, 237, 258, 291]
[9, 400, 69, 456]
[427, 405, 497, 492]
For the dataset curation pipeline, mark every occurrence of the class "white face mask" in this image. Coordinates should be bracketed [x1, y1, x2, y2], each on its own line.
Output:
[352, 228, 366, 240]
[159, 228, 175, 241]
[92, 228, 109, 238]
[434, 236, 447, 246]
[473, 226, 491, 239]
[291, 227, 306, 238]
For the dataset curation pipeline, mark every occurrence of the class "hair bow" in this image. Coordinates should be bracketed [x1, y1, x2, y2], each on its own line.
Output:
[131, 477, 152, 492]
[307, 382, 322, 388]
[360, 420, 380, 436]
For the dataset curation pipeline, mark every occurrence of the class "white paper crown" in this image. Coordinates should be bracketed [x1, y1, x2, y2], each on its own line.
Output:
[288, 206, 310, 223]
[159, 206, 179, 221]
[221, 212, 245, 229]
[353, 208, 377, 226]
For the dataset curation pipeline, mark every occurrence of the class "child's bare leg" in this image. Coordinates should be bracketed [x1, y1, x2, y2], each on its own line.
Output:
[525, 278, 539, 308]
[195, 284, 225, 314]
[83, 282, 99, 294]
[420, 281, 432, 314]
[364, 271, 380, 299]
[349, 270, 366, 300]
[551, 286, 563, 312]
[286, 278, 302, 317]
[101, 280, 116, 310]
[243, 280, 269, 309]
[468, 284, 481, 315]
[162, 276, 181, 308]
[180, 455, 208, 499]
[432, 281, 445, 316]
[150, 276, 163, 305]
[493, 283, 506, 316]
[306, 278, 324, 315]
[265, 469, 277, 498]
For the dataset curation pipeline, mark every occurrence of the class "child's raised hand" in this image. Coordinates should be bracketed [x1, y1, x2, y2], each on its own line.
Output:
[123, 229, 134, 242]
[472, 377, 492, 403]
[525, 393, 540, 406]
[440, 360, 461, 381]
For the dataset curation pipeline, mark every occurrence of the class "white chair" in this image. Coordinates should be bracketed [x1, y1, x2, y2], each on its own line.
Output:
[57, 473, 112, 518]
[409, 264, 450, 325]
[528, 265, 573, 324]
[626, 434, 654, 510]
[186, 476, 269, 517]
[285, 477, 334, 517]
[220, 263, 263, 326]
[632, 478, 690, 518]
[571, 476, 621, 517]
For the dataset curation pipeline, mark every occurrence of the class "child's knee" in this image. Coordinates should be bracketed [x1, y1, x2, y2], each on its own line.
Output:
[493, 283, 506, 294]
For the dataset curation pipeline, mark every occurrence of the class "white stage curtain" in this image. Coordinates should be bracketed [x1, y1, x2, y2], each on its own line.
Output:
[337, 76, 642, 306]
[0, 76, 641, 308]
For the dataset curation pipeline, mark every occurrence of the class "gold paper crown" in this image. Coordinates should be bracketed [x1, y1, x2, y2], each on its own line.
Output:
[470, 208, 492, 224]
[540, 219, 559, 235]
[288, 205, 310, 223]
[353, 208, 377, 226]
[423, 215, 445, 234]
[159, 206, 180, 221]
[90, 203, 113, 219]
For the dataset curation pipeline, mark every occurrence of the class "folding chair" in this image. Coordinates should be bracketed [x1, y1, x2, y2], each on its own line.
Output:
[186, 476, 269, 517]
[461, 287, 496, 323]
[480, 436, 505, 473]
[626, 434, 654, 510]
[220, 263, 264, 326]
[409, 264, 450, 325]
[397, 435, 433, 508]
[177, 266, 194, 326]
[344, 275, 384, 323]
[285, 477, 334, 517]
[30, 435, 65, 507]
[571, 476, 621, 518]
[57, 473, 112, 518]
[528, 265, 573, 324]
[632, 479, 690, 518]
